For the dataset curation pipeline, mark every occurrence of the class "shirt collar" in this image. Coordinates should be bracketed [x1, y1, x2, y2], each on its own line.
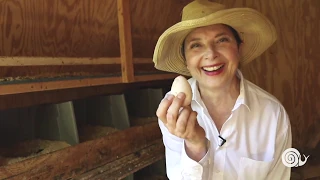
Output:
[189, 69, 251, 111]
[235, 69, 251, 111]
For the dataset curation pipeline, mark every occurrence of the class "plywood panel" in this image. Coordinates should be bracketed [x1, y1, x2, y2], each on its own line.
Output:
[130, 0, 191, 58]
[0, 0, 119, 57]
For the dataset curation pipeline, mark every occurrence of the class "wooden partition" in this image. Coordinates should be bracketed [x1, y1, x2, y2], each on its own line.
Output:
[0, 0, 183, 95]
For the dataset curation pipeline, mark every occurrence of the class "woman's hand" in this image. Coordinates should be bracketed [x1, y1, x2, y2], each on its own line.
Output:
[156, 92, 208, 161]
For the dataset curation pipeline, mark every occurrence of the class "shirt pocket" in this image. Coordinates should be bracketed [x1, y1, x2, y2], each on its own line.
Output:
[238, 157, 274, 180]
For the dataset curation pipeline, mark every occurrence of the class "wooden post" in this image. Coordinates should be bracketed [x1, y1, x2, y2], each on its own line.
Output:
[117, 0, 134, 83]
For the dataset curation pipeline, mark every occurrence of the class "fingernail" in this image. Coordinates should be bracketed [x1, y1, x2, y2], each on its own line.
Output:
[177, 92, 185, 99]
[167, 94, 174, 100]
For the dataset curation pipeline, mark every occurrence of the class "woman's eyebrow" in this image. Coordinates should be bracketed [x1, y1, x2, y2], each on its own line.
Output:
[215, 32, 228, 38]
[186, 37, 201, 44]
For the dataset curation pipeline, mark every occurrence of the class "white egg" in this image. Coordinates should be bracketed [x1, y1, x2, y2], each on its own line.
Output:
[170, 75, 192, 106]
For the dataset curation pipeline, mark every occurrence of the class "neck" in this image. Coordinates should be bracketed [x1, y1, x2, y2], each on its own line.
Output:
[198, 75, 240, 111]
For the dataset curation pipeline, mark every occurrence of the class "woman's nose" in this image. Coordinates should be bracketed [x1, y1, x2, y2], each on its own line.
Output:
[204, 46, 218, 60]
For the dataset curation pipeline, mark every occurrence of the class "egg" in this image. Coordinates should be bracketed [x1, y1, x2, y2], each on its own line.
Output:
[170, 75, 192, 106]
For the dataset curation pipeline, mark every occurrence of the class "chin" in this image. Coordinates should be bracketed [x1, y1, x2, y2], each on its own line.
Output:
[200, 78, 224, 89]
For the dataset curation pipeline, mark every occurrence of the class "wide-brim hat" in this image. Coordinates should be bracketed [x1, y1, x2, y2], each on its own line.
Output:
[153, 0, 277, 76]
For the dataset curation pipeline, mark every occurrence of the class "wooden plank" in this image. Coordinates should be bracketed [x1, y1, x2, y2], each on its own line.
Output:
[0, 77, 122, 95]
[76, 140, 165, 180]
[0, 79, 173, 110]
[117, 0, 134, 83]
[134, 73, 177, 82]
[0, 73, 175, 96]
[0, 57, 120, 66]
[0, 122, 162, 179]
[0, 57, 152, 66]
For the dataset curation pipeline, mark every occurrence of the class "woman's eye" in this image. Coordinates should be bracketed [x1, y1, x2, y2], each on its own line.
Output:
[218, 37, 229, 43]
[190, 43, 201, 49]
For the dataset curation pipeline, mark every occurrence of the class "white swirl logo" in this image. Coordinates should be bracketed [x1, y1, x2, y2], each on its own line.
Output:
[281, 148, 310, 167]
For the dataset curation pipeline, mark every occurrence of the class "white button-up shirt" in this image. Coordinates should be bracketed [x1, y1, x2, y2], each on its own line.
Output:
[158, 70, 292, 180]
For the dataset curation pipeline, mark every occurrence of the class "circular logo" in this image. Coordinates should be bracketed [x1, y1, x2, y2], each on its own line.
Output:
[281, 148, 300, 167]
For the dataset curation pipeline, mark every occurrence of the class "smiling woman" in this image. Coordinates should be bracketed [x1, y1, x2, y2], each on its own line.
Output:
[153, 0, 292, 180]
[183, 24, 241, 90]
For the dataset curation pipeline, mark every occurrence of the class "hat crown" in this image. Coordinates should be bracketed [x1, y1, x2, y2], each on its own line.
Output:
[182, 0, 226, 21]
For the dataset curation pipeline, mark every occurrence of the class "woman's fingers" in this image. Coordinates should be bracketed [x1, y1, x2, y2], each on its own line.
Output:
[157, 93, 202, 141]
[166, 93, 186, 123]
[156, 94, 174, 124]
[175, 107, 191, 137]
[185, 111, 198, 139]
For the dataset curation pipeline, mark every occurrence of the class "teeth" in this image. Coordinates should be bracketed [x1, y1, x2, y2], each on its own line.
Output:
[203, 64, 224, 71]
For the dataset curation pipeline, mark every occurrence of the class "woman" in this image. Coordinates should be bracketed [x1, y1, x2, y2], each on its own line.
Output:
[153, 0, 292, 180]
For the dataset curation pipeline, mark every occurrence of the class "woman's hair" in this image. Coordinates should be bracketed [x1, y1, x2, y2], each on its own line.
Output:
[181, 24, 243, 60]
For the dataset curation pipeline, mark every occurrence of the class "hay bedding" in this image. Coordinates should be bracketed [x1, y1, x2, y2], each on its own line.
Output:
[0, 125, 119, 166]
[0, 139, 70, 166]
[78, 125, 118, 142]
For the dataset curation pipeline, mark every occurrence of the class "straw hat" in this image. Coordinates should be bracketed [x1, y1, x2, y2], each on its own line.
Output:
[153, 0, 277, 76]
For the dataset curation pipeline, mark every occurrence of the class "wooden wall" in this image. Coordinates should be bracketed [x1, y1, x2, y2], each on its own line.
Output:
[0, 0, 190, 79]
[0, 0, 319, 164]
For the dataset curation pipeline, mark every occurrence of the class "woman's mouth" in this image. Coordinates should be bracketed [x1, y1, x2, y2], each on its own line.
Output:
[201, 64, 225, 76]
[202, 64, 224, 72]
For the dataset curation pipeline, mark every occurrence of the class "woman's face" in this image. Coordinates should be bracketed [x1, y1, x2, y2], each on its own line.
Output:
[184, 24, 241, 90]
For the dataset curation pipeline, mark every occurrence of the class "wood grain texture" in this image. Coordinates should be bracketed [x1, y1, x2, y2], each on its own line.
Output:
[0, 122, 161, 179]
[76, 140, 164, 180]
[0, 73, 176, 95]
[0, 76, 122, 95]
[0, 79, 173, 110]
[0, 64, 121, 79]
[0, 0, 119, 57]
[130, 0, 191, 58]
[0, 57, 121, 66]
[117, 0, 134, 83]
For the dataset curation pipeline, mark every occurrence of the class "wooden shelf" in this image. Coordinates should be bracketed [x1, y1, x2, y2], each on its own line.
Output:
[0, 0, 176, 96]
[0, 122, 163, 179]
[0, 73, 176, 95]
[77, 139, 164, 180]
[0, 57, 153, 66]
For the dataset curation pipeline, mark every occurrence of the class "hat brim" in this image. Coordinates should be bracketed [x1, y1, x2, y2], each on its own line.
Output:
[153, 8, 277, 76]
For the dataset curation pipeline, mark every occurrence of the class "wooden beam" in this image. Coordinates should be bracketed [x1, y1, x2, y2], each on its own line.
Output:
[0, 77, 122, 95]
[117, 0, 134, 83]
[76, 140, 165, 180]
[0, 79, 173, 110]
[0, 73, 176, 96]
[0, 57, 152, 66]
[134, 73, 177, 82]
[0, 122, 162, 179]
